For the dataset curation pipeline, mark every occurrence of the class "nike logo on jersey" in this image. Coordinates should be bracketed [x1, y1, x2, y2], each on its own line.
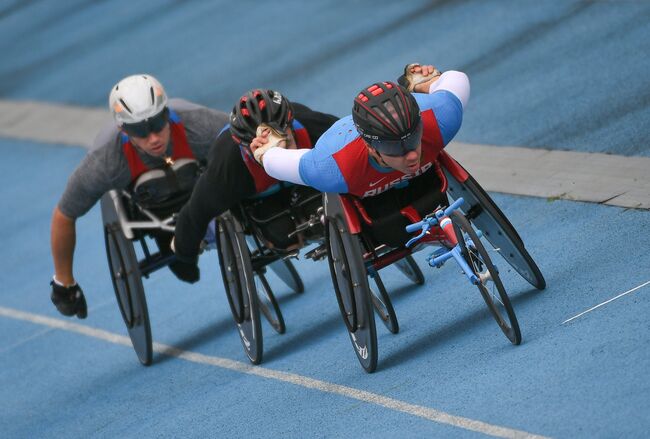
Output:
[369, 177, 386, 187]
[362, 162, 433, 198]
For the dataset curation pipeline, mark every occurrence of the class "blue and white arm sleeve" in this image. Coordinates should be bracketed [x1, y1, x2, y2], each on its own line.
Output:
[263, 147, 309, 185]
[428, 71, 470, 109]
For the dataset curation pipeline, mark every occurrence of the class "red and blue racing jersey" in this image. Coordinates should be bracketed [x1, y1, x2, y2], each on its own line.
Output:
[296, 90, 464, 198]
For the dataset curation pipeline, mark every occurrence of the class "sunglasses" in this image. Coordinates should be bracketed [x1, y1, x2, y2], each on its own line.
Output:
[122, 108, 169, 138]
[369, 121, 423, 157]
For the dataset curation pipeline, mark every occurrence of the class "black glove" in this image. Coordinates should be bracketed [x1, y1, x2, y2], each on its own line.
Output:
[169, 259, 200, 284]
[50, 280, 87, 319]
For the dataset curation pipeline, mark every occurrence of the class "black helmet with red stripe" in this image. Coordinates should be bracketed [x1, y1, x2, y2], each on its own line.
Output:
[229, 89, 293, 147]
[352, 82, 422, 156]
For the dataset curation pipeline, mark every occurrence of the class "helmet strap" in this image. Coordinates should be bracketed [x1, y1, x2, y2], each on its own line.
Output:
[365, 143, 391, 169]
[287, 127, 297, 149]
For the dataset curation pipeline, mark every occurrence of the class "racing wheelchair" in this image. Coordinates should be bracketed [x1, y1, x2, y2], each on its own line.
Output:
[214, 181, 426, 365]
[100, 182, 311, 367]
[99, 169, 414, 367]
[213, 184, 314, 365]
[100, 189, 175, 365]
[99, 157, 209, 365]
[323, 150, 545, 373]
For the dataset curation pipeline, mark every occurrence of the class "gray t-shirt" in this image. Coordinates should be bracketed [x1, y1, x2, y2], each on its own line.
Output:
[58, 98, 229, 219]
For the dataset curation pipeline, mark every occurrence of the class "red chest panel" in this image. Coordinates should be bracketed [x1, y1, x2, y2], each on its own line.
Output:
[333, 109, 444, 198]
[122, 121, 195, 181]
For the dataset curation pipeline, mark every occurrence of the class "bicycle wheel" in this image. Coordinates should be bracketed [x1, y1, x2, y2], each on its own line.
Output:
[451, 211, 521, 345]
[394, 255, 425, 285]
[255, 271, 286, 334]
[324, 194, 378, 373]
[268, 259, 304, 294]
[101, 195, 152, 366]
[368, 272, 399, 334]
[444, 166, 545, 290]
[216, 215, 263, 364]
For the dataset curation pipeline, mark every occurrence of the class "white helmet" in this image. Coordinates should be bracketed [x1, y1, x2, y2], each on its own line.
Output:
[109, 74, 168, 125]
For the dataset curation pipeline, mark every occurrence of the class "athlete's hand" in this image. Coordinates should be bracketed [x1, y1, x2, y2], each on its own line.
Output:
[398, 63, 442, 92]
[251, 124, 288, 165]
[50, 279, 87, 319]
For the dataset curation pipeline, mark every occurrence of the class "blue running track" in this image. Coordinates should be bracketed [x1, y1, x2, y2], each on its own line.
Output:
[1, 1, 649, 437]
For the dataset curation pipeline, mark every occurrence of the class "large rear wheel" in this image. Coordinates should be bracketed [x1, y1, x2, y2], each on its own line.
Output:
[444, 168, 545, 290]
[101, 194, 152, 366]
[324, 194, 378, 373]
[216, 215, 263, 364]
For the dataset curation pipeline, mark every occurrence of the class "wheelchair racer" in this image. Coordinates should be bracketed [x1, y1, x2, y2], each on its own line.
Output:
[50, 74, 229, 319]
[254, 64, 470, 248]
[172, 90, 338, 266]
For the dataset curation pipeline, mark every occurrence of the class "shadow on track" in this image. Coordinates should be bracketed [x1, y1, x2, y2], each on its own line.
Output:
[152, 315, 239, 365]
[379, 287, 543, 372]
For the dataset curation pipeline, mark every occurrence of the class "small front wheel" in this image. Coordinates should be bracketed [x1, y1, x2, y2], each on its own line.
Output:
[368, 272, 399, 334]
[394, 255, 425, 285]
[268, 259, 304, 294]
[255, 271, 286, 334]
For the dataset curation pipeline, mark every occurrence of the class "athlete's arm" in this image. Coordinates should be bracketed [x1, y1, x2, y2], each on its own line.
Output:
[52, 130, 130, 284]
[262, 147, 309, 185]
[261, 102, 340, 187]
[413, 71, 470, 145]
[50, 207, 77, 286]
[263, 116, 353, 194]
[426, 70, 470, 108]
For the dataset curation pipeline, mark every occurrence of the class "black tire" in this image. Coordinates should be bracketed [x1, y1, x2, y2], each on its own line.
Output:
[394, 255, 425, 285]
[368, 272, 399, 334]
[100, 195, 152, 366]
[268, 259, 304, 294]
[444, 168, 546, 290]
[324, 194, 378, 373]
[255, 271, 286, 334]
[216, 215, 263, 364]
[451, 211, 521, 345]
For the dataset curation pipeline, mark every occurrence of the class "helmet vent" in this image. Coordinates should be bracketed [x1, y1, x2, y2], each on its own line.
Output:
[149, 87, 155, 105]
[119, 99, 132, 114]
[352, 82, 420, 140]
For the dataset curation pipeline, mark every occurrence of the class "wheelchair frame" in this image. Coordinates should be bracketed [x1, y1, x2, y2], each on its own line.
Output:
[213, 187, 323, 365]
[322, 150, 546, 373]
[215, 182, 427, 365]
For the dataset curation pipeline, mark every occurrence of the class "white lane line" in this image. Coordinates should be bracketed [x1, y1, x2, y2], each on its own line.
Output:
[562, 280, 650, 324]
[0, 305, 549, 439]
